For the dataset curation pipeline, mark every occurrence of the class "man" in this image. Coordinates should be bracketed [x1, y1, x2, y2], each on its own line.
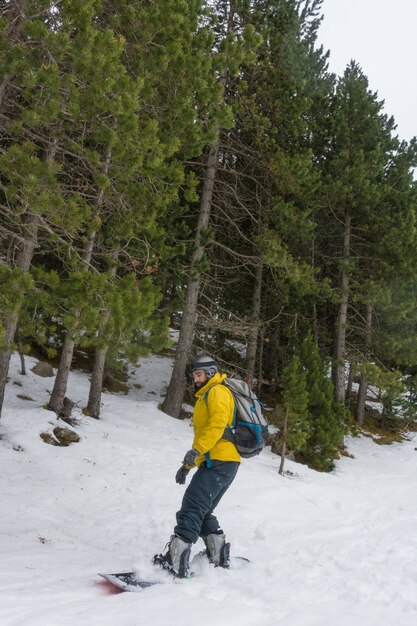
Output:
[154, 355, 240, 578]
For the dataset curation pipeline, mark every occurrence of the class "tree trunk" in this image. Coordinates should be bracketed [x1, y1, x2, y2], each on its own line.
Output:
[162, 134, 221, 417]
[48, 333, 76, 413]
[87, 345, 108, 418]
[278, 406, 289, 476]
[86, 258, 118, 418]
[312, 302, 319, 346]
[346, 361, 354, 401]
[0, 211, 40, 417]
[257, 325, 265, 395]
[0, 4, 22, 111]
[48, 144, 112, 414]
[0, 132, 59, 416]
[355, 304, 373, 425]
[0, 73, 13, 109]
[311, 239, 319, 345]
[355, 373, 367, 426]
[245, 260, 263, 387]
[17, 332, 26, 375]
[263, 322, 279, 392]
[332, 212, 351, 403]
[162, 2, 235, 418]
[0, 309, 20, 414]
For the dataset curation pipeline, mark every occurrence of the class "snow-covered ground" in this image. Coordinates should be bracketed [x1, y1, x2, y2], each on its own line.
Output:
[0, 352, 416, 626]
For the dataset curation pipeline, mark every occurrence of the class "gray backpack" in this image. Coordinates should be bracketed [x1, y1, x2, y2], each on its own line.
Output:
[205, 378, 269, 458]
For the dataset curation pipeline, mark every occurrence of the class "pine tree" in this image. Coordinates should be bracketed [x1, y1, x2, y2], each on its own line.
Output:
[354, 139, 417, 424]
[85, 0, 225, 417]
[44, 0, 204, 414]
[162, 0, 259, 417]
[278, 355, 309, 474]
[0, 1, 89, 416]
[299, 333, 347, 471]
[45, 0, 150, 413]
[194, 0, 330, 386]
[314, 62, 399, 403]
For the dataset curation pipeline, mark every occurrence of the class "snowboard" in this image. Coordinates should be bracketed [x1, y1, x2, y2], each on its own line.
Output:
[99, 555, 250, 592]
[99, 571, 159, 591]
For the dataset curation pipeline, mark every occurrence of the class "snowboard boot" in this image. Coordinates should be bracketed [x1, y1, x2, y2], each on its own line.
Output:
[153, 534, 192, 579]
[203, 532, 230, 568]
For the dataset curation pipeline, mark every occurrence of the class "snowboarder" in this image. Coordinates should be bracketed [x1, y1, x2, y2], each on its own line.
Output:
[154, 355, 240, 578]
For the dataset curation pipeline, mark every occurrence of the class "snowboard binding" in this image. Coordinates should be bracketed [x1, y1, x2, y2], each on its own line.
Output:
[153, 534, 192, 579]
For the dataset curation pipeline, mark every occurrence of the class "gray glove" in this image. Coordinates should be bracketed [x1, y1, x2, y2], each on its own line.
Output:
[175, 465, 190, 485]
[183, 448, 199, 468]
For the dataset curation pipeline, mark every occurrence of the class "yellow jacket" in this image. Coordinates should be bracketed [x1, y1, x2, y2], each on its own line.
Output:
[191, 372, 241, 465]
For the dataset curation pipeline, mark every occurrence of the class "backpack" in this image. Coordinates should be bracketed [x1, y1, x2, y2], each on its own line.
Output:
[205, 378, 269, 458]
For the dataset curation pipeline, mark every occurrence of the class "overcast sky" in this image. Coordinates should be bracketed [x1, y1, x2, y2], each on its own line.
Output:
[317, 0, 417, 143]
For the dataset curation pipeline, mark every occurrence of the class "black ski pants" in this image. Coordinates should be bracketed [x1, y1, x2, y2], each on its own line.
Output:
[174, 460, 239, 544]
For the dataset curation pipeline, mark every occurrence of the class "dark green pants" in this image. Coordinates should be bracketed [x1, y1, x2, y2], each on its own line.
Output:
[174, 460, 239, 544]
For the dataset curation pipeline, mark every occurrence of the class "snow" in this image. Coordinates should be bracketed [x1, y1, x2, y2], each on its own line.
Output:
[1, 351, 417, 626]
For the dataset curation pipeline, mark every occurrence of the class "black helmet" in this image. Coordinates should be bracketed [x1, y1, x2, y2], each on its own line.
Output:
[188, 355, 219, 380]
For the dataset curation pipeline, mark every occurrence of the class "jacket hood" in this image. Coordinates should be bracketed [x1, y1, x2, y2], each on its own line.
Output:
[195, 372, 227, 398]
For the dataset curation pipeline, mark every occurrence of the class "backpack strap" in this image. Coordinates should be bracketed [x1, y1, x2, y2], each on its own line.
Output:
[203, 384, 237, 435]
[204, 452, 213, 468]
[199, 389, 217, 466]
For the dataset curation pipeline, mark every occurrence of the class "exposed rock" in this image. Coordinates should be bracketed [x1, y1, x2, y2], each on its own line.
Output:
[103, 372, 129, 394]
[58, 397, 75, 419]
[53, 427, 80, 446]
[59, 413, 78, 427]
[40, 432, 60, 446]
[31, 361, 54, 377]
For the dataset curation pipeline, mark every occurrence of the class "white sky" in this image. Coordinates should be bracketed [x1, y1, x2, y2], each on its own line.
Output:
[317, 0, 417, 142]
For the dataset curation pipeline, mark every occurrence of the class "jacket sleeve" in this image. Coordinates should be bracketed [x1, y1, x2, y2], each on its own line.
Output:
[193, 385, 234, 454]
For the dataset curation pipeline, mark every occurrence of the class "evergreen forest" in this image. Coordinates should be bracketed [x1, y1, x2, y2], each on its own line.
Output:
[2, 0, 417, 471]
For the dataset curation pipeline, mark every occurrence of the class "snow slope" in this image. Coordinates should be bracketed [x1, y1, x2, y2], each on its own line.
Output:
[0, 352, 416, 626]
